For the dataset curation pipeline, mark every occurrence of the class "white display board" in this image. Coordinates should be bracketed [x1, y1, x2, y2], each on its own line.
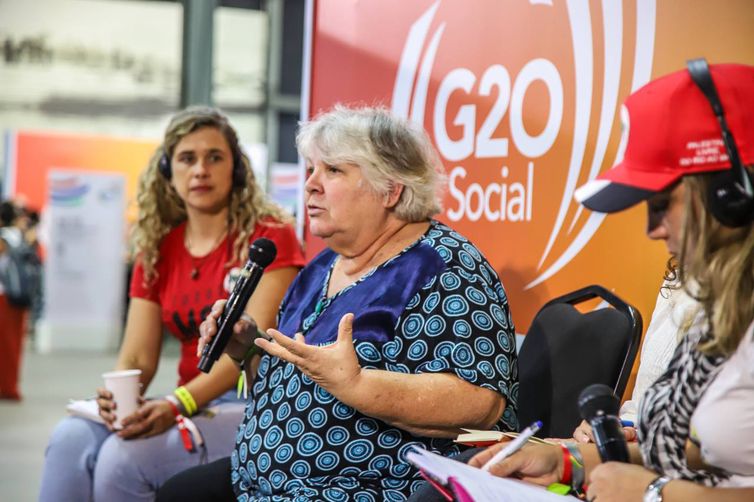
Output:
[36, 169, 126, 352]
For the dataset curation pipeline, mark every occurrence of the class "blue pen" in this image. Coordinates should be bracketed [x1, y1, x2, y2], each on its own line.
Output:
[481, 420, 543, 471]
[621, 420, 635, 428]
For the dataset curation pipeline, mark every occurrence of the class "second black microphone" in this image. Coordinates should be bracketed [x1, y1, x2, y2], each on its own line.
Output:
[578, 383, 630, 463]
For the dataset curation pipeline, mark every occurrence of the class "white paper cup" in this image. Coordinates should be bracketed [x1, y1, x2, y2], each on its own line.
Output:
[102, 369, 142, 430]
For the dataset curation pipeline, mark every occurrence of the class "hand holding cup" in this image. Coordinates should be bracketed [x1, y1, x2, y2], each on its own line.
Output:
[100, 369, 142, 430]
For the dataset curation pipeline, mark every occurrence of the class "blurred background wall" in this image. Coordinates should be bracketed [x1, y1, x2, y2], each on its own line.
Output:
[0, 0, 306, 350]
[0, 0, 278, 151]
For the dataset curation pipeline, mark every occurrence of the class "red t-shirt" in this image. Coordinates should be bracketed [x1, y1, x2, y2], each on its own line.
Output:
[129, 220, 305, 386]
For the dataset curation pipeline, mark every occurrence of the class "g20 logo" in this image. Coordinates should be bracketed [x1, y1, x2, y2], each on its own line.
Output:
[391, 0, 657, 288]
[434, 60, 563, 162]
[435, 60, 563, 223]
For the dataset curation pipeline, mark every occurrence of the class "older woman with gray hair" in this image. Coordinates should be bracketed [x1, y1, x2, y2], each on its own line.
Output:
[157, 105, 519, 501]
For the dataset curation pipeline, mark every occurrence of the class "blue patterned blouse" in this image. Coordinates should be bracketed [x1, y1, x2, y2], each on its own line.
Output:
[231, 221, 519, 501]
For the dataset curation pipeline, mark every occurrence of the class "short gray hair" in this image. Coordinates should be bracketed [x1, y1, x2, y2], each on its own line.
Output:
[296, 105, 446, 222]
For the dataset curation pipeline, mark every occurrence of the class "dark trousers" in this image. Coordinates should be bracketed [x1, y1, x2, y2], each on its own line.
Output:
[157, 447, 484, 501]
[156, 456, 234, 502]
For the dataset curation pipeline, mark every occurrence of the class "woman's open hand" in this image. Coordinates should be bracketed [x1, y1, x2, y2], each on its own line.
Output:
[254, 313, 362, 398]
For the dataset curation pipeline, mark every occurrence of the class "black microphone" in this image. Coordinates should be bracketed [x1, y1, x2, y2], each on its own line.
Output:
[578, 383, 629, 462]
[197, 238, 277, 373]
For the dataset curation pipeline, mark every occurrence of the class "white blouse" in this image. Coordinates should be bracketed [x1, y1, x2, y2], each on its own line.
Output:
[690, 320, 754, 487]
[620, 284, 697, 423]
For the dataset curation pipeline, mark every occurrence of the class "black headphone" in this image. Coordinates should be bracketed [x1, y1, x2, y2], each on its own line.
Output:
[158, 144, 247, 188]
[686, 58, 754, 227]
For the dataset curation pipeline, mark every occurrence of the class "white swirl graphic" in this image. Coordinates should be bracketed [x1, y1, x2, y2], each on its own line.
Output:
[536, 0, 593, 270]
[568, 0, 623, 233]
[526, 0, 656, 289]
[391, 1, 440, 118]
[391, 0, 656, 290]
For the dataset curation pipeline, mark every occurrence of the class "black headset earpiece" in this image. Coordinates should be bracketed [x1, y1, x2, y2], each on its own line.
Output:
[158, 151, 172, 180]
[231, 149, 248, 188]
[157, 147, 248, 188]
[686, 58, 754, 227]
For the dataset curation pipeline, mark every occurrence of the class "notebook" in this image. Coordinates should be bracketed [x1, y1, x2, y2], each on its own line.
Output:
[454, 429, 510, 446]
[406, 448, 579, 502]
[455, 429, 555, 447]
[66, 399, 105, 424]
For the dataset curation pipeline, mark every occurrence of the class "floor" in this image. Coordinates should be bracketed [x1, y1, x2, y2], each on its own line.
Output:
[0, 343, 179, 501]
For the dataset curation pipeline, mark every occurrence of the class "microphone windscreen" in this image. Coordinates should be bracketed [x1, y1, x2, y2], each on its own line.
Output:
[249, 238, 277, 268]
[578, 383, 620, 420]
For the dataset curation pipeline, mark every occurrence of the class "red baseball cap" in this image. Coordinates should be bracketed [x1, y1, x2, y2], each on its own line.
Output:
[575, 62, 754, 213]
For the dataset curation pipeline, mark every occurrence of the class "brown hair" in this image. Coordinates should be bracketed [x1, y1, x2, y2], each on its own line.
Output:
[677, 171, 754, 355]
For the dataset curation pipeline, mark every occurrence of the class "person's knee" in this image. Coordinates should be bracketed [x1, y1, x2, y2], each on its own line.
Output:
[45, 417, 107, 471]
[94, 431, 182, 494]
[95, 434, 145, 480]
[39, 417, 107, 499]
[92, 434, 157, 500]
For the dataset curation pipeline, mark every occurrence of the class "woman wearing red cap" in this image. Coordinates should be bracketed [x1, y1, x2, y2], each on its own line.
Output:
[471, 60, 754, 501]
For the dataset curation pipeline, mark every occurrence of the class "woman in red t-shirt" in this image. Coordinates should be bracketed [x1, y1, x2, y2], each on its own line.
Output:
[39, 107, 305, 502]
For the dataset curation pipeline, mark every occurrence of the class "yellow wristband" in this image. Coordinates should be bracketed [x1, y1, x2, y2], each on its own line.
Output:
[174, 386, 198, 416]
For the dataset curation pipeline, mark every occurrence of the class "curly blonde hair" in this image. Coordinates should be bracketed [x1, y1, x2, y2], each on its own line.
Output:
[131, 106, 291, 282]
[677, 171, 754, 356]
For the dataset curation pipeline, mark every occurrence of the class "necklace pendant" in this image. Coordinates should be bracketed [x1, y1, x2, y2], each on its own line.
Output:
[190, 267, 199, 280]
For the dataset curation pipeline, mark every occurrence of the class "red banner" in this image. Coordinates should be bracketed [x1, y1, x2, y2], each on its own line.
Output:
[306, 0, 754, 339]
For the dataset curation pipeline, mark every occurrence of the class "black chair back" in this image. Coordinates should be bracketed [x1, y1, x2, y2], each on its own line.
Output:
[516, 285, 642, 438]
